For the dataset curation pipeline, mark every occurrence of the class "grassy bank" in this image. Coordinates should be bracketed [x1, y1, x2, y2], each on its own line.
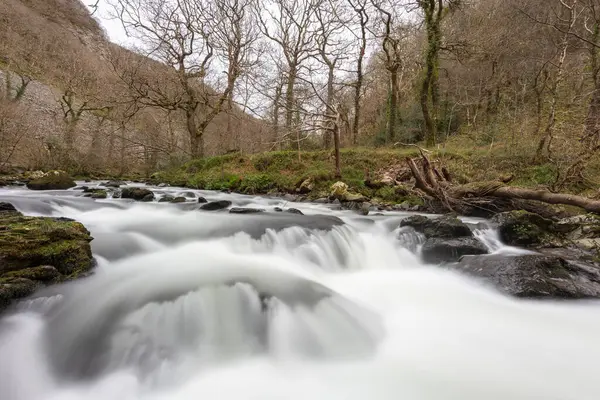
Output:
[153, 143, 600, 204]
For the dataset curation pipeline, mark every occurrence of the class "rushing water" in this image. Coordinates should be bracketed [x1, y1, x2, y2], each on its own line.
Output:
[1, 184, 600, 400]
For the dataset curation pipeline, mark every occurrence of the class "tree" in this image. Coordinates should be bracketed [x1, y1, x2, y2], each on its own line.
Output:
[256, 0, 319, 147]
[110, 0, 256, 158]
[372, 0, 409, 143]
[347, 0, 369, 145]
[416, 0, 461, 146]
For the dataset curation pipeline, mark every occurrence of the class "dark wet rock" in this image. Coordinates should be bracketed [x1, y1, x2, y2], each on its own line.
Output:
[27, 171, 76, 191]
[491, 210, 561, 248]
[286, 208, 304, 215]
[157, 183, 169, 187]
[158, 195, 175, 203]
[314, 198, 329, 204]
[0, 206, 94, 310]
[274, 207, 283, 212]
[0, 180, 7, 187]
[200, 200, 232, 211]
[170, 197, 187, 203]
[0, 202, 17, 213]
[197, 197, 208, 203]
[422, 237, 488, 264]
[453, 254, 600, 299]
[181, 191, 196, 198]
[104, 180, 125, 188]
[229, 207, 265, 214]
[121, 187, 155, 202]
[91, 191, 107, 199]
[400, 215, 472, 239]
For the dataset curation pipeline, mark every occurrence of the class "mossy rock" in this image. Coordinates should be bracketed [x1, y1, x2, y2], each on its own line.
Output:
[491, 210, 560, 248]
[27, 171, 76, 190]
[121, 187, 155, 201]
[91, 190, 108, 199]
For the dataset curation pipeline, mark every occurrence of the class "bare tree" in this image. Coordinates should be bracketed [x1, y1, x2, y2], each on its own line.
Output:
[110, 0, 257, 158]
[256, 0, 319, 147]
[347, 0, 369, 145]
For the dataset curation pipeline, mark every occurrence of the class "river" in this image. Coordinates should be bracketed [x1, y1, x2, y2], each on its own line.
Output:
[1, 183, 600, 400]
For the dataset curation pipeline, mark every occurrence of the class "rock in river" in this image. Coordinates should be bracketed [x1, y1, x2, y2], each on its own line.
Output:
[121, 187, 155, 202]
[0, 202, 94, 311]
[27, 171, 76, 191]
[453, 254, 600, 299]
[400, 215, 473, 239]
[229, 207, 265, 214]
[422, 237, 488, 264]
[200, 200, 232, 211]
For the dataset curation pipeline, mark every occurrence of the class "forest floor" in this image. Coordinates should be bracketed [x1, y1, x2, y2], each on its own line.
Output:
[153, 139, 600, 206]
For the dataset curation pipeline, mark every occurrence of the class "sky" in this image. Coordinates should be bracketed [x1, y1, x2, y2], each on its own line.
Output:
[82, 0, 130, 44]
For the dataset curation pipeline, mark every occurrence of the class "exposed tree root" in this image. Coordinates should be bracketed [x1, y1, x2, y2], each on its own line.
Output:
[405, 153, 600, 215]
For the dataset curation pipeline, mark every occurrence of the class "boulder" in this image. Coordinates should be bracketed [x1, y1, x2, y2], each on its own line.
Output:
[170, 197, 187, 203]
[90, 190, 107, 199]
[453, 254, 600, 299]
[274, 207, 283, 212]
[181, 191, 196, 198]
[286, 208, 304, 215]
[491, 211, 559, 247]
[330, 181, 367, 202]
[297, 178, 314, 194]
[229, 207, 265, 214]
[27, 171, 76, 190]
[400, 215, 472, 239]
[200, 200, 232, 211]
[197, 197, 208, 203]
[158, 195, 175, 203]
[121, 187, 155, 202]
[104, 180, 125, 188]
[0, 205, 94, 310]
[556, 214, 600, 241]
[421, 237, 488, 264]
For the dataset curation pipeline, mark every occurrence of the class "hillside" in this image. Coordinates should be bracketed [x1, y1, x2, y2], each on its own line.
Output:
[0, 0, 267, 174]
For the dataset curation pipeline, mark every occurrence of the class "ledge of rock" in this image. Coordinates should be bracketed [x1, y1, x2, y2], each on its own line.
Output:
[121, 187, 155, 202]
[27, 171, 76, 191]
[400, 215, 473, 239]
[422, 237, 488, 264]
[453, 254, 600, 299]
[200, 200, 232, 211]
[0, 202, 95, 311]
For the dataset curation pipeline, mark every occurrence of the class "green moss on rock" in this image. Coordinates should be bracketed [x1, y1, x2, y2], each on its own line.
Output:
[0, 205, 94, 310]
[27, 171, 76, 190]
[491, 210, 560, 247]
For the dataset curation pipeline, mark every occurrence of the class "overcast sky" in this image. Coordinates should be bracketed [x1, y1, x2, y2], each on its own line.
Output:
[83, 0, 130, 44]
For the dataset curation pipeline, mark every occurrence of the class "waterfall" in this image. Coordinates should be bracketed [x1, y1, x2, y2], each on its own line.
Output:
[2, 184, 600, 400]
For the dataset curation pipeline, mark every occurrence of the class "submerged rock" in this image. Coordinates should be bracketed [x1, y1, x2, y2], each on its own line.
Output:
[421, 237, 488, 264]
[453, 254, 600, 299]
[170, 197, 187, 203]
[27, 171, 76, 191]
[121, 187, 155, 202]
[0, 204, 94, 310]
[400, 215, 472, 239]
[200, 200, 232, 211]
[286, 208, 304, 215]
[229, 207, 265, 214]
[158, 195, 175, 203]
[103, 180, 125, 188]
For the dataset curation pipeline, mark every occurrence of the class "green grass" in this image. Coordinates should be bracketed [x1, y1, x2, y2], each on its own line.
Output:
[154, 144, 599, 204]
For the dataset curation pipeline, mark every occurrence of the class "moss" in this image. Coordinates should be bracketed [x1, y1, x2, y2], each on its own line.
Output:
[27, 171, 76, 190]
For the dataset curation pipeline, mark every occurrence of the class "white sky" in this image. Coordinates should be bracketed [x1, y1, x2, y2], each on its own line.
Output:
[82, 0, 131, 44]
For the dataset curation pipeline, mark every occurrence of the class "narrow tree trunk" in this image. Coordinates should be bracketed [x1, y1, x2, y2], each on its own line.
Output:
[583, 85, 600, 146]
[324, 66, 335, 148]
[388, 68, 398, 143]
[285, 68, 297, 147]
[352, 19, 367, 146]
[186, 108, 202, 158]
[273, 81, 282, 150]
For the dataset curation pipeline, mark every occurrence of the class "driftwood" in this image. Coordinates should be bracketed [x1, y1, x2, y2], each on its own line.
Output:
[406, 152, 600, 214]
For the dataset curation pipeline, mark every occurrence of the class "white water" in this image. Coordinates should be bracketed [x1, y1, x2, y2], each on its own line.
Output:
[1, 185, 600, 400]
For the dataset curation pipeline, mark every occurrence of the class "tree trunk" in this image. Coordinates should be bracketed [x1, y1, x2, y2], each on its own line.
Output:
[333, 117, 341, 178]
[352, 20, 367, 146]
[388, 68, 398, 143]
[285, 67, 297, 146]
[583, 85, 600, 146]
[324, 66, 335, 148]
[273, 80, 282, 150]
[186, 108, 202, 158]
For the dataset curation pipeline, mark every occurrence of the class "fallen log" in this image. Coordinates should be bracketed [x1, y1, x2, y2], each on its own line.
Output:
[405, 153, 600, 215]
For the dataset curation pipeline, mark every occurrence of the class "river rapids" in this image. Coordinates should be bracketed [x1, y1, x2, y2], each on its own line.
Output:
[1, 184, 600, 400]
